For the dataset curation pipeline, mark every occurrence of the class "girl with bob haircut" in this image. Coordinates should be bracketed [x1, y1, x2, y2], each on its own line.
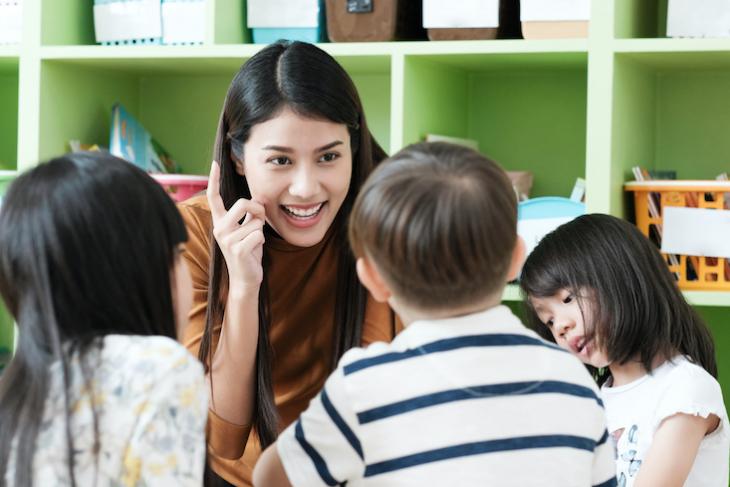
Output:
[521, 213, 729, 487]
[0, 152, 207, 486]
[178, 40, 398, 485]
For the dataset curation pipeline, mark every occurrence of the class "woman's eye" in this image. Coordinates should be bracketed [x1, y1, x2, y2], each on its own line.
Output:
[562, 294, 573, 304]
[319, 152, 339, 163]
[268, 156, 291, 166]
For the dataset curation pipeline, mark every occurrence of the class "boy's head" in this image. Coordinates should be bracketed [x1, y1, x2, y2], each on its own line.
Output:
[349, 142, 523, 316]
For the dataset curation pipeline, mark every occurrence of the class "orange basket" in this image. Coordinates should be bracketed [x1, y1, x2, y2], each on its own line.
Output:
[625, 180, 730, 291]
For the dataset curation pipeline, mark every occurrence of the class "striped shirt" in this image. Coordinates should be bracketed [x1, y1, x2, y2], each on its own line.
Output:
[277, 305, 617, 486]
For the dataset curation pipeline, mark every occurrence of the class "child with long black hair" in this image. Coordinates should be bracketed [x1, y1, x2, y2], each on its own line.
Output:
[0, 152, 207, 486]
[521, 214, 729, 487]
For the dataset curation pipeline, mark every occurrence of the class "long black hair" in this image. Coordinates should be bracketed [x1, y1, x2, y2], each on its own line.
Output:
[201, 40, 387, 448]
[0, 152, 187, 486]
[520, 214, 717, 383]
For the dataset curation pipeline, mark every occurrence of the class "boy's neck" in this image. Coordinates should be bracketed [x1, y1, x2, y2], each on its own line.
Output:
[393, 292, 503, 327]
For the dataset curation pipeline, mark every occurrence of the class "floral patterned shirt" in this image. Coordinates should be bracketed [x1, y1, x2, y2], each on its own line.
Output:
[5, 335, 207, 486]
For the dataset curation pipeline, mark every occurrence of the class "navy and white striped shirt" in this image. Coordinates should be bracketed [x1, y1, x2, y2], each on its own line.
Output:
[277, 305, 617, 486]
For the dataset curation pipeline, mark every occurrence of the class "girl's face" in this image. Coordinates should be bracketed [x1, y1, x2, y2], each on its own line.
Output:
[530, 288, 610, 369]
[238, 107, 353, 248]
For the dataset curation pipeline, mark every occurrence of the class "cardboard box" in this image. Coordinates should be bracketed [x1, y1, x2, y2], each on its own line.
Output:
[423, 0, 499, 41]
[520, 0, 590, 40]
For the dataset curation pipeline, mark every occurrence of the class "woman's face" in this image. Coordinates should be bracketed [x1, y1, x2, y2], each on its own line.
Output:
[237, 107, 353, 248]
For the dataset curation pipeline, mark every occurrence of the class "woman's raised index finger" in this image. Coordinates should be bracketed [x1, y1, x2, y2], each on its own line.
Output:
[207, 160, 227, 221]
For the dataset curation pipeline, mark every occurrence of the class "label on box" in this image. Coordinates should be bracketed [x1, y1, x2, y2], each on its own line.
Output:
[667, 0, 730, 38]
[347, 0, 372, 14]
[94, 0, 162, 43]
[247, 0, 319, 28]
[162, 0, 205, 44]
[662, 207, 730, 258]
[423, 0, 499, 29]
[521, 0, 590, 22]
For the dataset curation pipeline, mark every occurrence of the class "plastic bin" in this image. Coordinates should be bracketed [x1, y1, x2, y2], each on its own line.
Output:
[0, 0, 22, 45]
[249, 0, 327, 44]
[518, 196, 585, 259]
[0, 170, 16, 374]
[667, 0, 730, 38]
[520, 0, 590, 40]
[151, 174, 208, 202]
[94, 0, 163, 45]
[625, 181, 730, 290]
[326, 0, 424, 42]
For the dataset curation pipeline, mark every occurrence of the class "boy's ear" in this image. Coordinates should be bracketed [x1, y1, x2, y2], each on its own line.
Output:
[232, 155, 245, 177]
[356, 257, 392, 303]
[506, 236, 526, 282]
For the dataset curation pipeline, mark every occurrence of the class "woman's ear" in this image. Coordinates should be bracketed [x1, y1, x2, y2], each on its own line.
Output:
[356, 257, 392, 303]
[506, 236, 526, 282]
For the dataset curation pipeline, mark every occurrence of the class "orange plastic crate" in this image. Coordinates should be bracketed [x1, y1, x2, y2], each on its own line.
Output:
[625, 180, 730, 291]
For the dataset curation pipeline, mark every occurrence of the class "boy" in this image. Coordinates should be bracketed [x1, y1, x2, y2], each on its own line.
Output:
[253, 142, 616, 486]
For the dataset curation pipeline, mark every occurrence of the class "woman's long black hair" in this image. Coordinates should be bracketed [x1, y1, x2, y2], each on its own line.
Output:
[0, 152, 187, 486]
[520, 214, 717, 383]
[200, 41, 387, 449]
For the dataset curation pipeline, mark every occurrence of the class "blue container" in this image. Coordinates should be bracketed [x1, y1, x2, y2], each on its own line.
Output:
[248, 0, 327, 44]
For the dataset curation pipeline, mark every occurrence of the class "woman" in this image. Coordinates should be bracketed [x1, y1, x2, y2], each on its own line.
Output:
[179, 40, 399, 485]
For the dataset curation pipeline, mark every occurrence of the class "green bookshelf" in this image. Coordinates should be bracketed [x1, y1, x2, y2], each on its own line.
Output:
[4, 0, 730, 397]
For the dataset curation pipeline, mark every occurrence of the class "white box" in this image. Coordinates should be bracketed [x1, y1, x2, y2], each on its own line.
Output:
[520, 0, 590, 39]
[93, 0, 162, 44]
[247, 0, 320, 28]
[162, 0, 205, 45]
[0, 1, 22, 45]
[667, 0, 730, 38]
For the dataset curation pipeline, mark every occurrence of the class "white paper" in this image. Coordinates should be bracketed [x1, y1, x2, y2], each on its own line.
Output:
[423, 0, 499, 29]
[0, 2, 22, 45]
[520, 0, 590, 22]
[162, 0, 205, 44]
[94, 0, 162, 43]
[247, 0, 319, 28]
[667, 0, 730, 38]
[662, 207, 730, 257]
[518, 216, 575, 258]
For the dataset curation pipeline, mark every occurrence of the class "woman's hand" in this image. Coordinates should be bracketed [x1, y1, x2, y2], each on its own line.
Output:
[207, 161, 266, 292]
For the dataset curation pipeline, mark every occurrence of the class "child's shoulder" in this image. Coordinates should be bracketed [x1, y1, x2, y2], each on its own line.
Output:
[661, 356, 722, 397]
[654, 356, 726, 423]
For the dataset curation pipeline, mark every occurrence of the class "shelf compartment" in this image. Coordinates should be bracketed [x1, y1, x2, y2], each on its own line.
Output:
[0, 56, 19, 170]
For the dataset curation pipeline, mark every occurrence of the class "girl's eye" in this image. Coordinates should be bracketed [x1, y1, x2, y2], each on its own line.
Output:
[562, 294, 573, 304]
[319, 152, 339, 163]
[545, 319, 554, 328]
[268, 156, 291, 166]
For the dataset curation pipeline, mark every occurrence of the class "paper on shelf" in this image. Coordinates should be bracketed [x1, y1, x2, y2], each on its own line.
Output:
[662, 207, 730, 258]
[247, 0, 319, 28]
[94, 0, 162, 43]
[520, 0, 590, 22]
[423, 0, 499, 29]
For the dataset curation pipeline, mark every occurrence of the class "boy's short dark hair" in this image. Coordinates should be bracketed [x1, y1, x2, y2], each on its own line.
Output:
[349, 142, 517, 311]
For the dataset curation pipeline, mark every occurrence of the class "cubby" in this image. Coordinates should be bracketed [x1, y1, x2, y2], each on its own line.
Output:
[0, 52, 18, 170]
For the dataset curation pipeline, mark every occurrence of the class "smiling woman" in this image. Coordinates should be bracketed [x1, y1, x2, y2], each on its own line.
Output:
[176, 41, 400, 487]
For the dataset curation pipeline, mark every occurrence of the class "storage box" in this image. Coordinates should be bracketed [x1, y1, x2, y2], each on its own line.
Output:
[248, 0, 326, 44]
[94, 0, 163, 45]
[161, 0, 205, 45]
[667, 0, 730, 38]
[520, 0, 590, 40]
[625, 181, 730, 290]
[423, 0, 499, 41]
[151, 174, 208, 202]
[518, 197, 585, 258]
[326, 0, 424, 42]
[0, 0, 22, 45]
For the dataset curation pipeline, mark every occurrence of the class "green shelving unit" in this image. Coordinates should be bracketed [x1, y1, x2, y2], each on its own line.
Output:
[3, 0, 729, 395]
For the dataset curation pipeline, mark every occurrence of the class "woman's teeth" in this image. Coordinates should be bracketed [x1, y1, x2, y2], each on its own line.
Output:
[283, 203, 324, 218]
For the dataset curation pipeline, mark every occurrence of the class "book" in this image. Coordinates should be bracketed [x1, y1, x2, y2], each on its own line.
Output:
[109, 103, 179, 173]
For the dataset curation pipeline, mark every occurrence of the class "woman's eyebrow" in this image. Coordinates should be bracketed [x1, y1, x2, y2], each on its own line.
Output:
[261, 145, 294, 152]
[315, 140, 343, 152]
